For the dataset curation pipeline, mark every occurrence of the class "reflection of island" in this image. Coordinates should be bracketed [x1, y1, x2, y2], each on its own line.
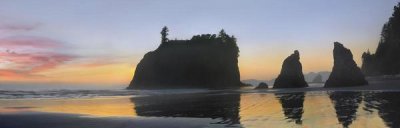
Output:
[275, 92, 305, 124]
[329, 92, 362, 128]
[364, 92, 400, 128]
[130, 93, 241, 125]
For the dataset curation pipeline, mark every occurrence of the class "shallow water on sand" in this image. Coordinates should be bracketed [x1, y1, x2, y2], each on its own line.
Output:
[0, 89, 399, 128]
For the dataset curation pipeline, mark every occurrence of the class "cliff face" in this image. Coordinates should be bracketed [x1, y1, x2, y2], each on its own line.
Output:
[127, 33, 241, 89]
[362, 3, 400, 76]
[273, 50, 308, 88]
[325, 42, 367, 87]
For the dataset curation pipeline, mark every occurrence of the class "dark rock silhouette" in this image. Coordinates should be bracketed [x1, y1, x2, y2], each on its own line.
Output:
[127, 28, 242, 89]
[130, 93, 241, 126]
[362, 3, 400, 76]
[325, 42, 368, 87]
[273, 50, 308, 88]
[312, 74, 323, 83]
[329, 92, 362, 128]
[255, 82, 269, 89]
[275, 92, 305, 125]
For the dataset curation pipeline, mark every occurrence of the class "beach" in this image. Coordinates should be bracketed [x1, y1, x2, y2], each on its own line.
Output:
[1, 80, 400, 128]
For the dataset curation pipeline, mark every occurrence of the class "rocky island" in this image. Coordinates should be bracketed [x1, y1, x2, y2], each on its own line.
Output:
[273, 50, 308, 88]
[325, 42, 368, 87]
[127, 27, 242, 89]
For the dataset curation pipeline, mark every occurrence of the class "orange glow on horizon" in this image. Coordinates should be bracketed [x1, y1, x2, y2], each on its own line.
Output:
[0, 62, 135, 85]
[0, 40, 370, 84]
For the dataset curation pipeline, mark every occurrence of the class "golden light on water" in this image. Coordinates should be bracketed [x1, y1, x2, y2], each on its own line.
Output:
[239, 92, 388, 128]
[239, 93, 290, 127]
[301, 92, 338, 127]
[0, 97, 137, 117]
[0, 92, 393, 127]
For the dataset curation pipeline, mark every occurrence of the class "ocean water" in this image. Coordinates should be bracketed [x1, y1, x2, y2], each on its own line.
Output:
[0, 87, 399, 128]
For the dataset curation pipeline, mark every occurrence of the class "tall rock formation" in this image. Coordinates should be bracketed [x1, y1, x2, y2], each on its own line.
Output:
[362, 3, 400, 76]
[127, 29, 242, 89]
[273, 50, 308, 88]
[325, 42, 368, 87]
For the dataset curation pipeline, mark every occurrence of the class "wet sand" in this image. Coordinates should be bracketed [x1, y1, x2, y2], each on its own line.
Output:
[0, 112, 218, 128]
[1, 80, 400, 128]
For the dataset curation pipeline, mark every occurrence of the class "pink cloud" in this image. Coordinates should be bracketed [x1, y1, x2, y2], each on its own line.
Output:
[0, 36, 74, 79]
[0, 51, 74, 73]
[0, 21, 39, 32]
[0, 36, 62, 49]
[0, 24, 37, 31]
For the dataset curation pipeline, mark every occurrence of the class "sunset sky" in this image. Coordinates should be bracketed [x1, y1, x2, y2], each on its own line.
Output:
[0, 0, 398, 89]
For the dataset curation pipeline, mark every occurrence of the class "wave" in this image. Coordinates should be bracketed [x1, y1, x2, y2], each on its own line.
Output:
[0, 89, 211, 99]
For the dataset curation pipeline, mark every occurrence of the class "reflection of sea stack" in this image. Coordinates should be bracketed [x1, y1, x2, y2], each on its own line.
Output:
[255, 82, 269, 89]
[329, 92, 362, 128]
[276, 92, 305, 124]
[273, 50, 308, 88]
[325, 42, 368, 87]
[127, 28, 242, 89]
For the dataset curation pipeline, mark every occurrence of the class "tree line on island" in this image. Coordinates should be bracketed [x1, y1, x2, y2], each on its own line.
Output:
[362, 3, 400, 76]
[128, 2, 400, 90]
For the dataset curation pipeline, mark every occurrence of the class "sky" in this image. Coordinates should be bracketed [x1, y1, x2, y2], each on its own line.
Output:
[0, 0, 398, 89]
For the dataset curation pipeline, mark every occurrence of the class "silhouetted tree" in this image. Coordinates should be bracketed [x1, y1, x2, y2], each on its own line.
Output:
[161, 26, 169, 43]
[218, 29, 229, 43]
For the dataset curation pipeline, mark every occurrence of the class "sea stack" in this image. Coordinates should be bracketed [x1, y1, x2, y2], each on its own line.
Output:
[127, 28, 242, 89]
[273, 50, 308, 88]
[325, 42, 368, 87]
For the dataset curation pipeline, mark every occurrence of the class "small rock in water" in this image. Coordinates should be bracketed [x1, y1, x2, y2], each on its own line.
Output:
[255, 82, 269, 89]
